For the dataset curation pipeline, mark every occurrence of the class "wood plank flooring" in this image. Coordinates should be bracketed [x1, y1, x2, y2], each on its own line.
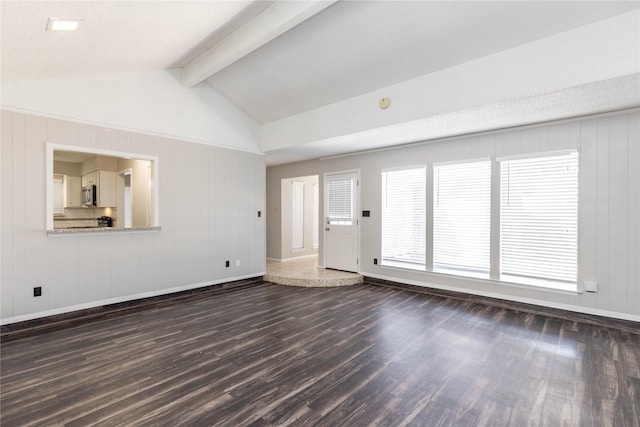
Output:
[1, 282, 639, 426]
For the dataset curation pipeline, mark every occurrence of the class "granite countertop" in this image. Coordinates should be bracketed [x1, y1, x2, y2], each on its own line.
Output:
[48, 226, 161, 235]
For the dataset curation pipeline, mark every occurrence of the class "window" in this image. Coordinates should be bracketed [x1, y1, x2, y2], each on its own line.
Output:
[53, 174, 65, 216]
[500, 151, 578, 289]
[48, 144, 158, 231]
[327, 177, 353, 225]
[433, 160, 491, 278]
[381, 167, 426, 269]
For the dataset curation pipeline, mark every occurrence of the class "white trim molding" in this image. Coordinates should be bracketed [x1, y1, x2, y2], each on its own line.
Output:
[0, 273, 265, 326]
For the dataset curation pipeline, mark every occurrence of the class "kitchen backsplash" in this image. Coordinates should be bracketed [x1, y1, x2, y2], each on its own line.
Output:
[54, 207, 117, 229]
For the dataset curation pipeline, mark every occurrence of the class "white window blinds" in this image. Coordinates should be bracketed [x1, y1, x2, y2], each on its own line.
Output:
[500, 151, 578, 287]
[381, 167, 426, 269]
[53, 174, 65, 216]
[327, 178, 353, 225]
[433, 160, 491, 277]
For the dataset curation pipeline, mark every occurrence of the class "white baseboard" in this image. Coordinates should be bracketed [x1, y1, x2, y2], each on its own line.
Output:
[276, 254, 318, 262]
[1, 272, 265, 326]
[364, 272, 640, 323]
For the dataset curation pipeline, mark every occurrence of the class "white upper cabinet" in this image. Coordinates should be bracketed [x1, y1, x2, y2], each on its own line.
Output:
[81, 170, 117, 207]
[65, 176, 82, 207]
[97, 171, 116, 207]
[81, 171, 97, 187]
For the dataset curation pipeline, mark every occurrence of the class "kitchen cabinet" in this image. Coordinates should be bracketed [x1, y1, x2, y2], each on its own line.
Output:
[65, 176, 82, 207]
[98, 171, 116, 207]
[81, 171, 97, 187]
[81, 170, 117, 207]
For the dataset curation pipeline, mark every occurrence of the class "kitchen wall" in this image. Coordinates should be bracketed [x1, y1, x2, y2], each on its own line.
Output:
[53, 208, 116, 229]
[269, 110, 639, 321]
[81, 155, 118, 175]
[1, 110, 266, 324]
[266, 160, 319, 261]
[54, 161, 81, 176]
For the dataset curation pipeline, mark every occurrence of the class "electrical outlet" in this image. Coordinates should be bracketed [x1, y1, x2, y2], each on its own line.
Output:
[584, 281, 598, 293]
[257, 211, 261, 217]
[225, 260, 230, 268]
[236, 260, 240, 267]
[373, 258, 378, 265]
[33, 286, 42, 297]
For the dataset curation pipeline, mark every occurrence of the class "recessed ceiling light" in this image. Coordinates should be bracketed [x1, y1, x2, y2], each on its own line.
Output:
[46, 18, 82, 31]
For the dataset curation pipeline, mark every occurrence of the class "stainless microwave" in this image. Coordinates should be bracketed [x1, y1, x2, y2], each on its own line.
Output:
[82, 185, 96, 206]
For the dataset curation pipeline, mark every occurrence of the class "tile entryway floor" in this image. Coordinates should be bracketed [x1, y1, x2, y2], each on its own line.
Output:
[264, 256, 362, 287]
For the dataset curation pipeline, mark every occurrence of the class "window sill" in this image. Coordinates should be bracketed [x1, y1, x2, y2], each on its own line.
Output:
[500, 274, 577, 292]
[380, 260, 425, 272]
[433, 266, 489, 280]
[376, 264, 579, 296]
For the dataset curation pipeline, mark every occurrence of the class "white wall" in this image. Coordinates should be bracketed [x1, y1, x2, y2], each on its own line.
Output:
[315, 110, 639, 321]
[1, 68, 261, 153]
[1, 111, 266, 324]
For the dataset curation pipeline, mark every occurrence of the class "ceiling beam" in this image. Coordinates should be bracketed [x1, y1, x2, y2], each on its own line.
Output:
[182, 0, 338, 88]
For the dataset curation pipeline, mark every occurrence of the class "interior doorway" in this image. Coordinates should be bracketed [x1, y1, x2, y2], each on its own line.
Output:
[280, 175, 319, 261]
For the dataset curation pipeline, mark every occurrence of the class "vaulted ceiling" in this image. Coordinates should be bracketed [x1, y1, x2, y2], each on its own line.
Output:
[2, 1, 639, 166]
[205, 0, 638, 124]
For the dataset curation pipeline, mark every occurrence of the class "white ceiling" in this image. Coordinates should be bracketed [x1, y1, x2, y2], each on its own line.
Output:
[0, 1, 254, 80]
[53, 150, 96, 164]
[263, 73, 640, 165]
[1, 1, 639, 166]
[206, 0, 640, 124]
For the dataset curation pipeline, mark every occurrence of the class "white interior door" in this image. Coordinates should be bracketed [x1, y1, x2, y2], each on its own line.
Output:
[324, 172, 358, 272]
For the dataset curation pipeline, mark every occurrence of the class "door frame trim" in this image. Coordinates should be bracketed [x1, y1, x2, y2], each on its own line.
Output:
[322, 169, 361, 273]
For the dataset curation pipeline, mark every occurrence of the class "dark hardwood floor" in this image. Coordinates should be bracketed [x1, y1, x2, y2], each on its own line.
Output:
[1, 282, 639, 426]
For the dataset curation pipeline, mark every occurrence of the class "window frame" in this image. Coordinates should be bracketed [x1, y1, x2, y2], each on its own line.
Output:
[326, 176, 354, 226]
[46, 143, 160, 231]
[498, 150, 579, 291]
[432, 158, 492, 279]
[376, 150, 580, 294]
[381, 165, 427, 271]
